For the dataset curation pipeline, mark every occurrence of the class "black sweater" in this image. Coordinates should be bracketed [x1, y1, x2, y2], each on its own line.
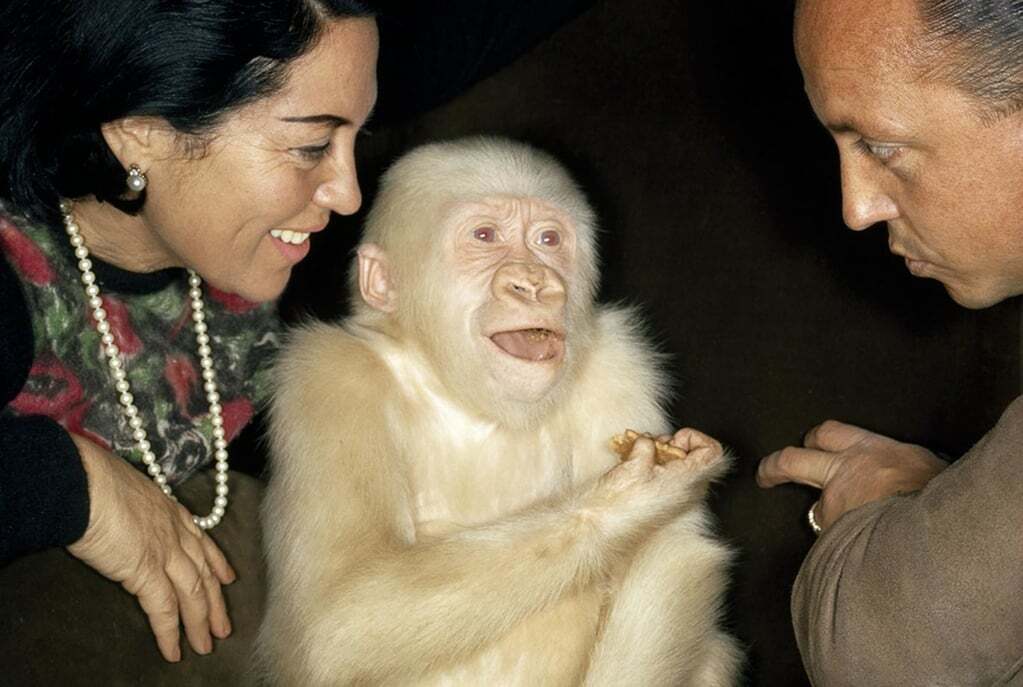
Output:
[0, 246, 89, 559]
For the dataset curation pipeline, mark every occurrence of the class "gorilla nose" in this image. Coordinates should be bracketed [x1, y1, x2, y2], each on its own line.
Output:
[494, 262, 565, 305]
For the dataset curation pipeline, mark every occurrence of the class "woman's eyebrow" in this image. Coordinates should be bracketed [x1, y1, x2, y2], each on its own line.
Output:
[279, 104, 376, 128]
[278, 114, 349, 126]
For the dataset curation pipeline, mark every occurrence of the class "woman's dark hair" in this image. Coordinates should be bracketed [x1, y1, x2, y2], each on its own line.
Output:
[0, 0, 375, 225]
[917, 0, 1023, 113]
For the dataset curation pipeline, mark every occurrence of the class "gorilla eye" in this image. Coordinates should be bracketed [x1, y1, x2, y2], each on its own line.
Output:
[537, 229, 561, 247]
[473, 226, 497, 242]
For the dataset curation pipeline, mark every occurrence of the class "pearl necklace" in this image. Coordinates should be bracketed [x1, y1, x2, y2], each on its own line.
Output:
[59, 201, 229, 530]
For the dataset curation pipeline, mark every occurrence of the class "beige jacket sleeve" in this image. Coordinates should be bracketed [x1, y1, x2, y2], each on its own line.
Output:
[792, 396, 1023, 686]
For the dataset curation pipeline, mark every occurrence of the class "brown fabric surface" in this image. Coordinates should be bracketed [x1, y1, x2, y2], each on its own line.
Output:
[0, 470, 265, 686]
[793, 397, 1023, 686]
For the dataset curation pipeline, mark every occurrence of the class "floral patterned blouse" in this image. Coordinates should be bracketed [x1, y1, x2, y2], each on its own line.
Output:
[0, 204, 281, 557]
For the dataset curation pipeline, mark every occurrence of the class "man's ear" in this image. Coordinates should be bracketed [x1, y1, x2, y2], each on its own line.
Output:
[357, 243, 397, 313]
[99, 117, 167, 170]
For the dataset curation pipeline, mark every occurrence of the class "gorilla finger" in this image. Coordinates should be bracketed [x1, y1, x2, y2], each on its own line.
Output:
[670, 427, 720, 453]
[626, 437, 656, 465]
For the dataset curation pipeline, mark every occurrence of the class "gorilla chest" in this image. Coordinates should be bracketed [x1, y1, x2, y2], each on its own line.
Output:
[408, 425, 573, 533]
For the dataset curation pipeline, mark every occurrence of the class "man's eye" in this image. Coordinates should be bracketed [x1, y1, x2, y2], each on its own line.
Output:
[294, 142, 331, 161]
[473, 226, 496, 242]
[537, 229, 561, 247]
[854, 138, 900, 163]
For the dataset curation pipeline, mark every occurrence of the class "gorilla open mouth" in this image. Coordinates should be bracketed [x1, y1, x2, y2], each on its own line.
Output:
[490, 328, 565, 362]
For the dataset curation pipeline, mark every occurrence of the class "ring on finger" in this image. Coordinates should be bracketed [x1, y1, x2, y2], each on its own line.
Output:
[807, 500, 823, 536]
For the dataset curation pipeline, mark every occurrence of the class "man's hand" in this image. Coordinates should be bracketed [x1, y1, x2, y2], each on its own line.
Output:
[757, 420, 948, 530]
[66, 434, 236, 662]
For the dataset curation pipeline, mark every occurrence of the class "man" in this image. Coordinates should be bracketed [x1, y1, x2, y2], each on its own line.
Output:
[757, 0, 1023, 684]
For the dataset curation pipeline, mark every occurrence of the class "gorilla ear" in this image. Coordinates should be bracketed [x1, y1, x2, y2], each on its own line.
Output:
[357, 243, 397, 313]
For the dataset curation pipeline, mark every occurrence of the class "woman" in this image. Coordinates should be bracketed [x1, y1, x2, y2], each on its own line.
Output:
[0, 0, 377, 675]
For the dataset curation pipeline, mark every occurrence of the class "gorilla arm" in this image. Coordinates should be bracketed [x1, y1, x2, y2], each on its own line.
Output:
[584, 440, 740, 686]
[554, 311, 740, 685]
[258, 322, 709, 685]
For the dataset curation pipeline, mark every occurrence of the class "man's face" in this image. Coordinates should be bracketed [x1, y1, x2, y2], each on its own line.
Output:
[795, 0, 1023, 308]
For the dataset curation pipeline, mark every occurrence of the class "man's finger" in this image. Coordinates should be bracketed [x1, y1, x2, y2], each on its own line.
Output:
[803, 419, 874, 452]
[814, 497, 835, 530]
[757, 446, 836, 489]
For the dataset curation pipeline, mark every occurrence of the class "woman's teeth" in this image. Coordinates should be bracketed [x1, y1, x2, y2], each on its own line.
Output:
[270, 229, 310, 245]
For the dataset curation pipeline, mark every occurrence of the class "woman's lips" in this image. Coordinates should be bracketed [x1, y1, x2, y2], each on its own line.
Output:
[267, 223, 326, 265]
[269, 230, 312, 264]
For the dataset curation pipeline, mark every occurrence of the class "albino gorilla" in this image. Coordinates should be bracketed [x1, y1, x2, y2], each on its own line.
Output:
[257, 137, 741, 686]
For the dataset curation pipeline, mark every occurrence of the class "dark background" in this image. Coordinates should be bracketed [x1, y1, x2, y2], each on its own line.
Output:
[267, 1, 1021, 684]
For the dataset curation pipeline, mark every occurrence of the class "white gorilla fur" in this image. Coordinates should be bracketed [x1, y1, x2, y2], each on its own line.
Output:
[257, 137, 741, 685]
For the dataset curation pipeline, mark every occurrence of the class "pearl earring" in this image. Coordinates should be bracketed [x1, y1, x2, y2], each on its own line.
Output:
[126, 164, 148, 192]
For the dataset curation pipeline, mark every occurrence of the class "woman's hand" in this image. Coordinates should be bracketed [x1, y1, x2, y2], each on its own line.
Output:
[66, 434, 235, 662]
[756, 420, 948, 530]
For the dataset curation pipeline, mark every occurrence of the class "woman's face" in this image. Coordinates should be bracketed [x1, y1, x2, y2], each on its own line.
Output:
[133, 18, 378, 302]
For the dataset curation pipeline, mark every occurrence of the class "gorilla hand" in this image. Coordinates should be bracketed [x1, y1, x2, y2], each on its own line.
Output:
[593, 429, 726, 537]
